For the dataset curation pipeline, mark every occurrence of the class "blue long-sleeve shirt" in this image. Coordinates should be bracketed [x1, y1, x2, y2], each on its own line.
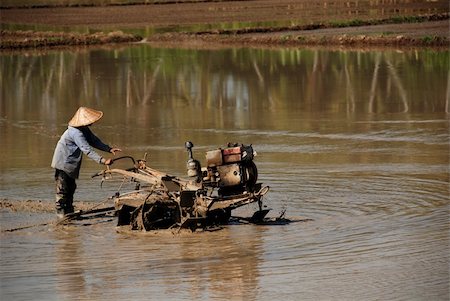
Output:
[51, 126, 111, 179]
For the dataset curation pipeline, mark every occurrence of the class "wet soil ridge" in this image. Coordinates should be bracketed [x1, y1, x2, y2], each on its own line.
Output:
[148, 13, 449, 48]
[0, 199, 98, 213]
[158, 29, 449, 48]
[2, 13, 448, 50]
[246, 34, 446, 47]
[0, 30, 142, 50]
[0, 0, 239, 9]
[193, 13, 449, 35]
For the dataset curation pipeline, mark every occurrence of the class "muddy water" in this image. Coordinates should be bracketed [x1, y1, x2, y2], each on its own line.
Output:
[1, 45, 449, 300]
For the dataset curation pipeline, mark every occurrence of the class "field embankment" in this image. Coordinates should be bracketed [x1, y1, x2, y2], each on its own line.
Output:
[0, 0, 449, 49]
[0, 30, 142, 49]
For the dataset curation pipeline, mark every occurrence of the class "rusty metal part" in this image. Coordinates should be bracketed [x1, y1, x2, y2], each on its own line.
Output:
[96, 143, 270, 232]
[130, 199, 180, 231]
[56, 206, 116, 225]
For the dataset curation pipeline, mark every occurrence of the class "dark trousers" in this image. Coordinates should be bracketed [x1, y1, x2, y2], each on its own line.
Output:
[55, 169, 76, 214]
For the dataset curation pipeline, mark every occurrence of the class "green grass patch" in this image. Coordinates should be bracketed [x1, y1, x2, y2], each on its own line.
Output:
[421, 35, 441, 44]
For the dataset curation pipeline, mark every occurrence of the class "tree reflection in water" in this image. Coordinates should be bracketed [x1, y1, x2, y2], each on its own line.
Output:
[0, 45, 448, 187]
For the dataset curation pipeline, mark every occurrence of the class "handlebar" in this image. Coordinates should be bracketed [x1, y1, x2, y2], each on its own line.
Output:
[111, 156, 136, 165]
[91, 156, 137, 178]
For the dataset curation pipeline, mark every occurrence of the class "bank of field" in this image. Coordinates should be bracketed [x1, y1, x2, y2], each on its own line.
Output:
[0, 0, 449, 49]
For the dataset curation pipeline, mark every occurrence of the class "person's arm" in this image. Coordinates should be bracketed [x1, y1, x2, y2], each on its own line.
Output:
[78, 127, 122, 164]
[82, 127, 112, 153]
[71, 127, 107, 164]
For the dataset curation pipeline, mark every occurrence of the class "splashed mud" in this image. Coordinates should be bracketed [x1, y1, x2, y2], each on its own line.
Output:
[0, 198, 99, 213]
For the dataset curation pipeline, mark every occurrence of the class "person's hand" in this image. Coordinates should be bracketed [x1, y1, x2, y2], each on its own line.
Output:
[100, 157, 113, 165]
[110, 148, 122, 155]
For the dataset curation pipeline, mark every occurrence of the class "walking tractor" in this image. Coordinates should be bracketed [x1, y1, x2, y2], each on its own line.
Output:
[92, 142, 271, 231]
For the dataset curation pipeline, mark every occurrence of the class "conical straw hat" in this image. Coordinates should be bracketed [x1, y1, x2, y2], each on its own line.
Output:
[68, 107, 103, 127]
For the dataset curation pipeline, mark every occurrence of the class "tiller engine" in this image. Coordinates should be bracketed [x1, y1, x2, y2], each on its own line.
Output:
[93, 142, 270, 231]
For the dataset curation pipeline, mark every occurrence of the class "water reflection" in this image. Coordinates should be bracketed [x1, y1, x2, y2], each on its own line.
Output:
[2, 47, 448, 117]
[49, 224, 263, 301]
[1, 46, 448, 171]
[54, 229, 89, 300]
[0, 44, 448, 300]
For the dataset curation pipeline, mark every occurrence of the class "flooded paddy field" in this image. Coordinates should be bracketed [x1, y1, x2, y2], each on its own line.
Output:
[1, 39, 449, 300]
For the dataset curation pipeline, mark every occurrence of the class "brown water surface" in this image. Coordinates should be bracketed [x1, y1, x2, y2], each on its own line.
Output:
[0, 45, 449, 300]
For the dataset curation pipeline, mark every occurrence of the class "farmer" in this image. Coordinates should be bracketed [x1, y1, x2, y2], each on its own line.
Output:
[51, 107, 121, 218]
